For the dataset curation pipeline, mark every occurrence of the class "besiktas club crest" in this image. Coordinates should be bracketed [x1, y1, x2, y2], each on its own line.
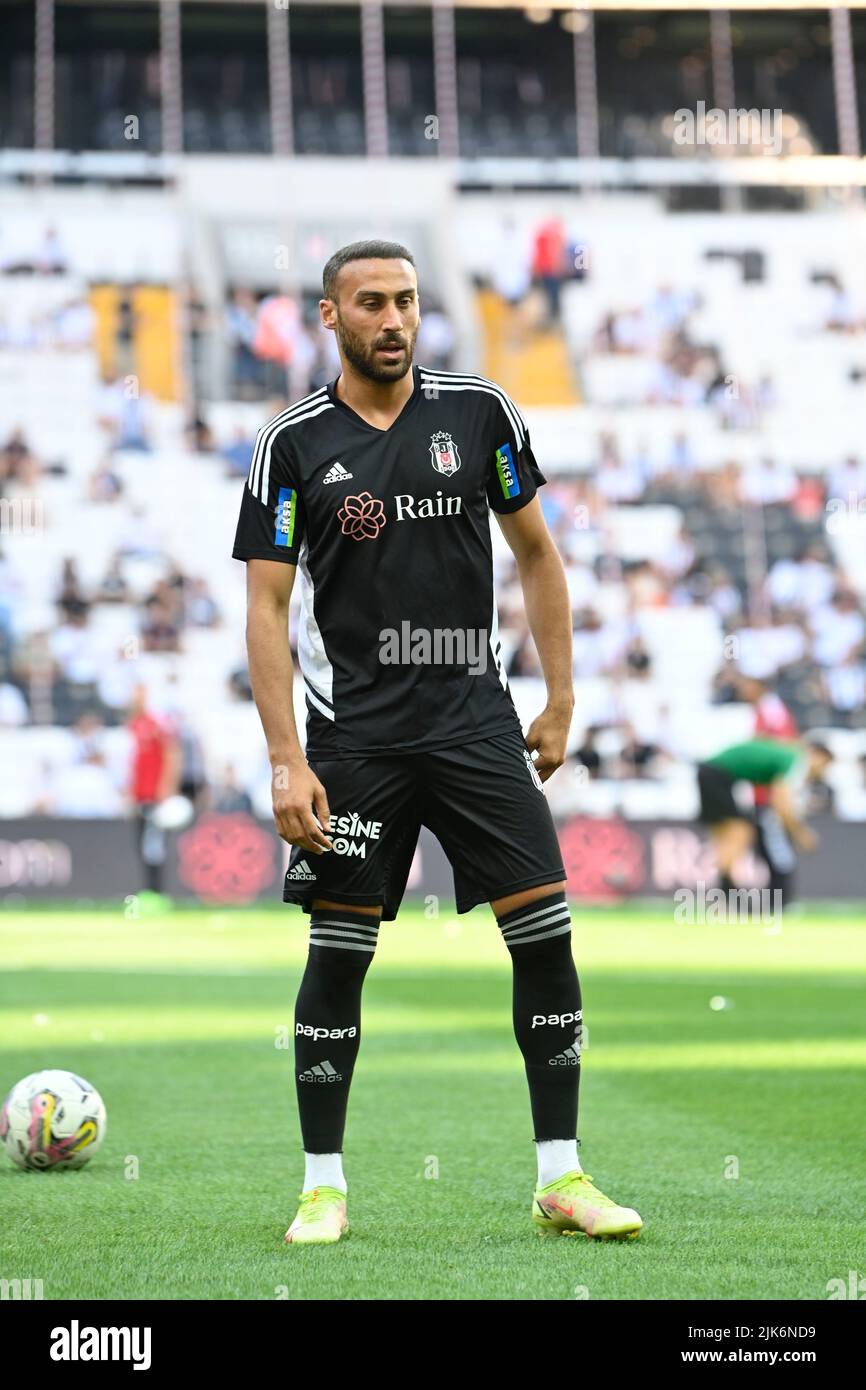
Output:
[429, 431, 461, 476]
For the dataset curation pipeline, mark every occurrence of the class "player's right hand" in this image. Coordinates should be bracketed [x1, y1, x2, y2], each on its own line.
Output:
[271, 761, 333, 854]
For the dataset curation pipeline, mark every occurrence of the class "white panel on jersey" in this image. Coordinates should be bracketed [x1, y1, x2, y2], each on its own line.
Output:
[489, 576, 508, 691]
[297, 537, 336, 721]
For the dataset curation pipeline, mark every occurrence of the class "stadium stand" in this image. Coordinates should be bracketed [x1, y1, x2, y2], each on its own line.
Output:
[2, 183, 865, 828]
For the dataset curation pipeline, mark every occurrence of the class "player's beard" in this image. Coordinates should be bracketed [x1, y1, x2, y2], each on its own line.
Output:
[334, 311, 417, 384]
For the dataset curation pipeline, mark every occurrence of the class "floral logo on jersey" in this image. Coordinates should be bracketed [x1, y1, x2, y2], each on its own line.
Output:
[429, 431, 461, 476]
[337, 491, 387, 541]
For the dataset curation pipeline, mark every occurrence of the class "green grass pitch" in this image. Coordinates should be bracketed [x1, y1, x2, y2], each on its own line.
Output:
[1, 901, 864, 1301]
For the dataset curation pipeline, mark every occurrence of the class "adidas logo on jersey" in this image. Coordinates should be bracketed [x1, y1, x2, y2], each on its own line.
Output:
[288, 859, 317, 881]
[298, 1060, 342, 1083]
[322, 462, 353, 485]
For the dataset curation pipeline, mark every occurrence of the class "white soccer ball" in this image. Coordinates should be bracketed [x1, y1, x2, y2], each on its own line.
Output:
[1, 1069, 107, 1171]
[151, 794, 195, 830]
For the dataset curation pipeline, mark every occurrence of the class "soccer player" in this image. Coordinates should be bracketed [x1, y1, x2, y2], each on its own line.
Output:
[126, 683, 179, 906]
[738, 674, 800, 904]
[233, 240, 642, 1245]
[696, 736, 831, 907]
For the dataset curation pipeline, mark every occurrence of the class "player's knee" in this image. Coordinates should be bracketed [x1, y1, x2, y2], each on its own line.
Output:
[311, 898, 382, 916]
[490, 881, 567, 918]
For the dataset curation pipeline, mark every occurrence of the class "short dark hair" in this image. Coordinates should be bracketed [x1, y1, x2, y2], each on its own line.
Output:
[806, 739, 833, 762]
[322, 239, 416, 301]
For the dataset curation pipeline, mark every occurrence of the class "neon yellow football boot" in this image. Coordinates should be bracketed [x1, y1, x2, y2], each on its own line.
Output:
[532, 1170, 643, 1240]
[284, 1186, 348, 1245]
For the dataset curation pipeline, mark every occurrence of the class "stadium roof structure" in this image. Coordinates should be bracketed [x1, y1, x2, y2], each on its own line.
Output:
[11, 0, 865, 173]
[35, 0, 866, 7]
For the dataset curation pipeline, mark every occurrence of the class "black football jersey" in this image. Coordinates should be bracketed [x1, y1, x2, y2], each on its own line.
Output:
[232, 363, 546, 757]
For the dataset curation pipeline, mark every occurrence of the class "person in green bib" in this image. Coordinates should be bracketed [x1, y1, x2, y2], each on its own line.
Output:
[697, 738, 832, 899]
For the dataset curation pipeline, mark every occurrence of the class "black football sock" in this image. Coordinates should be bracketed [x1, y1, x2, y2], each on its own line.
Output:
[294, 909, 380, 1153]
[496, 891, 582, 1142]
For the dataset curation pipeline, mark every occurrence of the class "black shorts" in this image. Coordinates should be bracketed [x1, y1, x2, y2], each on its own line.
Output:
[697, 761, 746, 825]
[283, 727, 566, 922]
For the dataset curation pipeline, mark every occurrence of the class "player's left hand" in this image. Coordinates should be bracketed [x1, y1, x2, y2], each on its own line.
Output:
[524, 704, 573, 782]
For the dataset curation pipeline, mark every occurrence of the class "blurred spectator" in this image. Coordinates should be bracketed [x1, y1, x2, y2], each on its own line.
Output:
[821, 275, 865, 334]
[212, 764, 253, 814]
[253, 293, 300, 390]
[97, 373, 154, 452]
[88, 454, 124, 503]
[417, 301, 455, 371]
[221, 426, 255, 478]
[141, 596, 182, 654]
[117, 504, 164, 560]
[114, 291, 139, 377]
[173, 712, 208, 810]
[96, 554, 130, 604]
[0, 548, 24, 640]
[0, 429, 41, 489]
[618, 725, 659, 778]
[51, 754, 123, 817]
[492, 220, 531, 308]
[0, 681, 28, 726]
[573, 608, 633, 677]
[827, 456, 866, 505]
[663, 432, 698, 481]
[56, 296, 95, 350]
[185, 578, 221, 628]
[810, 591, 866, 667]
[55, 558, 88, 619]
[823, 660, 866, 724]
[596, 440, 645, 503]
[574, 728, 602, 780]
[531, 217, 567, 325]
[657, 524, 695, 580]
[767, 544, 835, 614]
[226, 288, 265, 397]
[50, 609, 102, 684]
[35, 225, 68, 275]
[228, 663, 253, 702]
[126, 685, 180, 894]
[740, 457, 797, 506]
[625, 640, 652, 678]
[186, 413, 217, 454]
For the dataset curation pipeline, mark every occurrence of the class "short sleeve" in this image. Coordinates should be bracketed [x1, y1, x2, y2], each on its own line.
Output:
[232, 422, 306, 564]
[485, 393, 547, 514]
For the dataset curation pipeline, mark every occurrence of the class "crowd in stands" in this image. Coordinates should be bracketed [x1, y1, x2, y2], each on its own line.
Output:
[224, 285, 457, 401]
[2, 215, 865, 822]
[500, 450, 866, 724]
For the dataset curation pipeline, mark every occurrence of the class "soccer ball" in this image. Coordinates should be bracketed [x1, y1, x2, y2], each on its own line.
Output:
[0, 1069, 107, 1171]
[151, 794, 194, 830]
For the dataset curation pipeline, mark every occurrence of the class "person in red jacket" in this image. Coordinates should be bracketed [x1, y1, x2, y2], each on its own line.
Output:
[531, 217, 567, 326]
[126, 684, 180, 897]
